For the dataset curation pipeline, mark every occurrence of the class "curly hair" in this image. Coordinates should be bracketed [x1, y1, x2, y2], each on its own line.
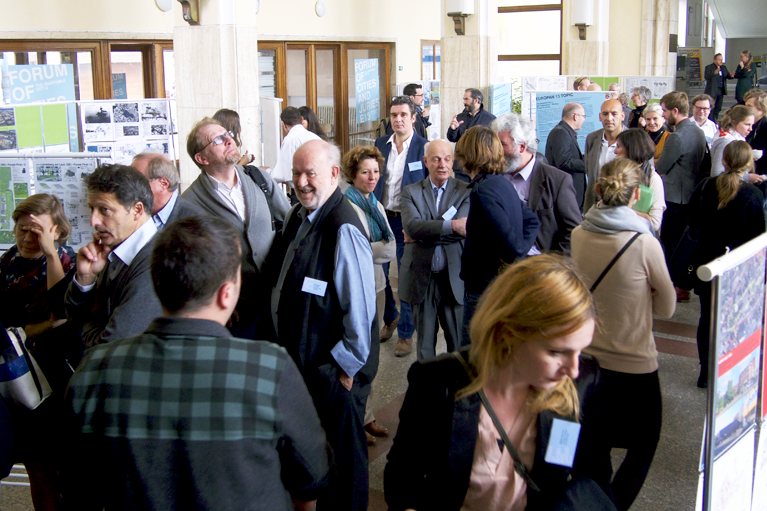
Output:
[341, 146, 385, 184]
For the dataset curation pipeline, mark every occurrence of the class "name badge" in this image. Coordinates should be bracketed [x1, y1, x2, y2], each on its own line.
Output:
[544, 418, 581, 468]
[442, 206, 458, 221]
[408, 161, 423, 172]
[301, 277, 328, 297]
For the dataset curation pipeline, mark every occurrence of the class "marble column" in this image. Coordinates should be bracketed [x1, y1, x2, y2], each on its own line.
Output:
[562, 0, 609, 75]
[440, 0, 497, 138]
[639, 0, 678, 77]
[174, 0, 260, 189]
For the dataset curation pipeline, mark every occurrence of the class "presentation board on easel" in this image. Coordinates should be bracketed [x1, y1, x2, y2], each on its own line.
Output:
[531, 91, 606, 153]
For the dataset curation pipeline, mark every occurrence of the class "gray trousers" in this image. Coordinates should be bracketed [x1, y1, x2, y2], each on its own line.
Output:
[412, 271, 463, 361]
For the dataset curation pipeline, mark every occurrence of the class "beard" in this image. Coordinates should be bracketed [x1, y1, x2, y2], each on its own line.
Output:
[504, 152, 522, 174]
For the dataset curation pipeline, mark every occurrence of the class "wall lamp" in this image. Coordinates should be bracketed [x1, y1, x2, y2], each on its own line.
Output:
[570, 0, 593, 40]
[446, 0, 474, 36]
[177, 0, 199, 25]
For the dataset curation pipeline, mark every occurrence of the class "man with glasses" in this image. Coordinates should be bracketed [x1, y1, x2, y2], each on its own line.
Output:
[690, 94, 718, 146]
[183, 116, 291, 340]
[545, 102, 588, 208]
[403, 83, 431, 139]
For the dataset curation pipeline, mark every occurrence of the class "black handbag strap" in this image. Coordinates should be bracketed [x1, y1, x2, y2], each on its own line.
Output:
[451, 352, 541, 492]
[243, 165, 279, 231]
[590, 232, 641, 293]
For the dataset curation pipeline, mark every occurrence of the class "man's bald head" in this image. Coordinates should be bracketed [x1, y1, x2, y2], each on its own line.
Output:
[293, 140, 341, 212]
[599, 99, 625, 134]
[562, 102, 585, 130]
[424, 139, 454, 188]
[425, 139, 453, 159]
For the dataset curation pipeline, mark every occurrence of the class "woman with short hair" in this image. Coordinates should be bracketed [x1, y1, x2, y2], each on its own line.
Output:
[385, 254, 615, 511]
[571, 158, 675, 511]
[628, 86, 652, 128]
[643, 103, 670, 165]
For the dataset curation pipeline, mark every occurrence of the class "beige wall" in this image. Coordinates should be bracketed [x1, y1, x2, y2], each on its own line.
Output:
[607, 0, 641, 74]
[0, 0, 175, 37]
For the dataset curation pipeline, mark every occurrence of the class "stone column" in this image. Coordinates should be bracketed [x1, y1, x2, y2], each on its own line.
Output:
[174, 0, 260, 189]
[638, 0, 678, 77]
[562, 0, 609, 75]
[440, 0, 498, 138]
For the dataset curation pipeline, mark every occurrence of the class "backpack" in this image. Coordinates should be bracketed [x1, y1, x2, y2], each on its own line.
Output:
[242, 165, 283, 231]
[375, 117, 391, 139]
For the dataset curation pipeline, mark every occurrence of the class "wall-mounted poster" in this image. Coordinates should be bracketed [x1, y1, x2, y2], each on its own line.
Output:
[140, 100, 169, 138]
[0, 158, 33, 248]
[82, 103, 115, 142]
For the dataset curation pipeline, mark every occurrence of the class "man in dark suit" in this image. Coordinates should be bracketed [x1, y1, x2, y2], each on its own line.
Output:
[400, 139, 470, 361]
[704, 53, 736, 122]
[132, 153, 204, 229]
[545, 102, 587, 209]
[493, 113, 581, 255]
[374, 96, 429, 356]
[446, 88, 497, 182]
[657, 91, 707, 302]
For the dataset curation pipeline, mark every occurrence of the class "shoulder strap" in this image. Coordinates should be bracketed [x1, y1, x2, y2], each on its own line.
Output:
[450, 352, 540, 493]
[590, 232, 641, 293]
[243, 165, 277, 231]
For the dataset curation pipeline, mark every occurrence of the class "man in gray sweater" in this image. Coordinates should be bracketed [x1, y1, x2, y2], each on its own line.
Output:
[183, 117, 291, 340]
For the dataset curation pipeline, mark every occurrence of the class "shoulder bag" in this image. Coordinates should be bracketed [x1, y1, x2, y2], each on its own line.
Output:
[0, 326, 52, 410]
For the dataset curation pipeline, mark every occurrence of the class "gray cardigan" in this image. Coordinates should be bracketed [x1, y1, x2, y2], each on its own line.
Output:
[181, 166, 291, 296]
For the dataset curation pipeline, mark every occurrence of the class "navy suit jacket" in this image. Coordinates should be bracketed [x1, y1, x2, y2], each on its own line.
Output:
[373, 132, 429, 203]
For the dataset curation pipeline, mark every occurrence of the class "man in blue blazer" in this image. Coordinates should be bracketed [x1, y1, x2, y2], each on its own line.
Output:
[374, 96, 429, 356]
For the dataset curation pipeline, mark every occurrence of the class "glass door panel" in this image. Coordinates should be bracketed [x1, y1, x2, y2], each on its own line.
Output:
[347, 48, 385, 149]
[287, 49, 308, 107]
[110, 51, 145, 99]
[315, 49, 336, 141]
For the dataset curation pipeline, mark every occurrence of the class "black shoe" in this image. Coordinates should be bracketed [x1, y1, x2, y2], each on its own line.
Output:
[697, 373, 708, 389]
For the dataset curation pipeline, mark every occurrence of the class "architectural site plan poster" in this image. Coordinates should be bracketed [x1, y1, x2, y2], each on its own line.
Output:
[0, 158, 34, 248]
[712, 249, 764, 459]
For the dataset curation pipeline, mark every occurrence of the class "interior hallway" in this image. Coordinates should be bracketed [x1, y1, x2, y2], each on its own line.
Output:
[1, 266, 708, 511]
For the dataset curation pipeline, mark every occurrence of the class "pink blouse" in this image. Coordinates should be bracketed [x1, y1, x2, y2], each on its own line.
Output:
[460, 403, 538, 511]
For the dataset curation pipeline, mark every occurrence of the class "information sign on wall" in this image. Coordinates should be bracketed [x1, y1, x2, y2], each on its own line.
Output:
[354, 59, 380, 124]
[0, 62, 76, 104]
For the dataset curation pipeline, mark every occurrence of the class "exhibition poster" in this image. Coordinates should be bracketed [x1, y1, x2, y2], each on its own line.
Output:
[354, 59, 380, 124]
[624, 76, 674, 106]
[697, 429, 755, 511]
[712, 250, 764, 458]
[753, 426, 767, 511]
[0, 159, 33, 247]
[0, 103, 76, 153]
[535, 92, 605, 153]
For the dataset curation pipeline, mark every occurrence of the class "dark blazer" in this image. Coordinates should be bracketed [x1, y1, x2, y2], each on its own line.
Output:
[384, 349, 614, 511]
[655, 118, 708, 204]
[446, 106, 497, 143]
[373, 132, 429, 203]
[399, 177, 471, 305]
[524, 159, 582, 254]
[583, 128, 606, 212]
[748, 116, 767, 176]
[165, 194, 205, 226]
[545, 120, 586, 209]
[704, 63, 733, 97]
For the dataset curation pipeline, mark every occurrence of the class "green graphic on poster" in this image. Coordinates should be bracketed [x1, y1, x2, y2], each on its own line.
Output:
[14, 106, 43, 148]
[42, 104, 69, 146]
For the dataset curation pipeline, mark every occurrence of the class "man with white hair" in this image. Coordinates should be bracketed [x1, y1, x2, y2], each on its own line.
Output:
[131, 152, 203, 229]
[270, 139, 377, 511]
[492, 113, 581, 255]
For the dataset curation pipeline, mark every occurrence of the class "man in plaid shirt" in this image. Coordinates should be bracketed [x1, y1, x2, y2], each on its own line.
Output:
[61, 216, 330, 511]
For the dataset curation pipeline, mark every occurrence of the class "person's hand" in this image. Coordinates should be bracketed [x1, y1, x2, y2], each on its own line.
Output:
[633, 210, 652, 222]
[451, 217, 467, 237]
[638, 117, 646, 128]
[237, 152, 251, 166]
[729, 72, 735, 78]
[340, 370, 353, 391]
[422, 106, 430, 120]
[403, 232, 415, 243]
[739, 61, 745, 69]
[715, 65, 721, 73]
[748, 173, 765, 184]
[28, 214, 58, 259]
[76, 233, 112, 287]
[449, 115, 463, 131]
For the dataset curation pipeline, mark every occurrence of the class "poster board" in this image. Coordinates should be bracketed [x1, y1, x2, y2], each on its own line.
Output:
[0, 155, 100, 251]
[753, 425, 767, 511]
[533, 91, 605, 154]
[0, 103, 75, 154]
[625, 76, 674, 107]
[490, 82, 512, 116]
[696, 428, 756, 511]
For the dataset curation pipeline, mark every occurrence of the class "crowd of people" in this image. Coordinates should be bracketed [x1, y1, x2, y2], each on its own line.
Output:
[1, 71, 766, 511]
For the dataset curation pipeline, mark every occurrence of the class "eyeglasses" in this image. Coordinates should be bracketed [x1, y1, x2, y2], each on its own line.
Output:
[693, 105, 711, 111]
[199, 130, 234, 153]
[413, 93, 424, 97]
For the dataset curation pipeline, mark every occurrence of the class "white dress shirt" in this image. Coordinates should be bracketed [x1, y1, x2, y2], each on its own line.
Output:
[383, 131, 414, 212]
[695, 118, 719, 146]
[598, 133, 619, 172]
[271, 124, 321, 184]
[206, 169, 247, 221]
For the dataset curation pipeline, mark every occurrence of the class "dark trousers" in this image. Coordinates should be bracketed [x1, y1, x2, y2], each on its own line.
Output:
[710, 93, 724, 123]
[382, 215, 414, 339]
[601, 369, 662, 511]
[461, 290, 483, 347]
[229, 294, 275, 341]
[312, 364, 370, 511]
[696, 279, 714, 383]
[660, 201, 689, 284]
[411, 271, 463, 361]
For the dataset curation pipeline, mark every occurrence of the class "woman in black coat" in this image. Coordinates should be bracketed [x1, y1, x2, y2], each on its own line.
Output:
[384, 255, 615, 511]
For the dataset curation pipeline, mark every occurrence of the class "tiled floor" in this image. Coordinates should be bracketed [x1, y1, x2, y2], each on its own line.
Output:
[1, 280, 709, 511]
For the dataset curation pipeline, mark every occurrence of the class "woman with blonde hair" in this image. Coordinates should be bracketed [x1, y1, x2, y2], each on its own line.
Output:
[455, 126, 540, 345]
[385, 254, 615, 511]
[571, 158, 675, 511]
[688, 140, 765, 388]
[734, 51, 757, 105]
[710, 105, 756, 178]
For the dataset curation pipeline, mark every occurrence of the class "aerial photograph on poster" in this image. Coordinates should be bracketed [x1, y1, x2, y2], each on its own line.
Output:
[714, 348, 760, 457]
[716, 250, 766, 358]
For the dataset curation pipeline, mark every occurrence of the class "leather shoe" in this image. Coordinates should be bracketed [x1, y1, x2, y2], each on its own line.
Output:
[365, 420, 388, 437]
[697, 372, 708, 389]
[366, 431, 377, 446]
[379, 315, 400, 342]
[394, 337, 412, 357]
